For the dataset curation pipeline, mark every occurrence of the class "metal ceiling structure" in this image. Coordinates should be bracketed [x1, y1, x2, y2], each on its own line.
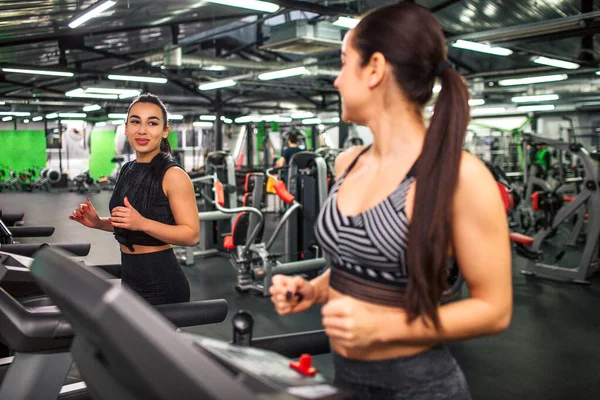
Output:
[0, 0, 599, 122]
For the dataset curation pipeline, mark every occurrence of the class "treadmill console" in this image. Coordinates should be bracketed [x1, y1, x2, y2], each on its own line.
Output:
[186, 334, 350, 399]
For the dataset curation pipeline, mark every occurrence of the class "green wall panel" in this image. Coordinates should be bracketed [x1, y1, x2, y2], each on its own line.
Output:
[0, 130, 46, 175]
[168, 131, 178, 150]
[89, 130, 116, 180]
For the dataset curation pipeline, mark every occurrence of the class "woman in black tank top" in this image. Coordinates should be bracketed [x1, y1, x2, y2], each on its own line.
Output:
[270, 3, 512, 400]
[69, 94, 199, 305]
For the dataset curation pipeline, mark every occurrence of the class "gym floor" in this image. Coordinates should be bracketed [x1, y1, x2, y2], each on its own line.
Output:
[2, 191, 599, 400]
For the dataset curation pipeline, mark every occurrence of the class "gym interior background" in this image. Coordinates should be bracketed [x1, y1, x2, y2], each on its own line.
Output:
[1, 1, 600, 399]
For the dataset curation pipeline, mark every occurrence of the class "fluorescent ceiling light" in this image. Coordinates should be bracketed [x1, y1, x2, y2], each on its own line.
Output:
[108, 113, 128, 119]
[258, 67, 308, 81]
[220, 116, 233, 124]
[0, 101, 5, 105]
[498, 74, 568, 86]
[83, 104, 102, 112]
[66, 88, 119, 99]
[86, 87, 140, 99]
[168, 114, 184, 120]
[333, 16, 361, 29]
[235, 115, 261, 123]
[452, 40, 513, 56]
[0, 111, 31, 116]
[332, 117, 340, 123]
[95, 122, 107, 127]
[468, 99, 485, 106]
[204, 0, 279, 13]
[59, 112, 86, 118]
[61, 120, 85, 124]
[203, 65, 227, 71]
[200, 115, 216, 121]
[291, 112, 314, 119]
[517, 104, 555, 112]
[1, 67, 74, 77]
[2, 116, 13, 122]
[302, 118, 322, 125]
[110, 119, 125, 125]
[107, 74, 168, 84]
[511, 94, 559, 103]
[23, 119, 30, 124]
[193, 121, 214, 128]
[470, 107, 506, 116]
[46, 113, 59, 119]
[532, 56, 579, 70]
[32, 116, 43, 122]
[199, 79, 237, 91]
[69, 0, 116, 29]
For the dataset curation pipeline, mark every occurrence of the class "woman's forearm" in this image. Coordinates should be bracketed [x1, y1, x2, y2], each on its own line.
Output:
[94, 217, 115, 232]
[141, 219, 198, 246]
[310, 269, 331, 304]
[373, 298, 512, 345]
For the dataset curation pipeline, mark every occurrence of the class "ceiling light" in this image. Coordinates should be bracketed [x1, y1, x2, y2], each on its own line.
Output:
[200, 115, 217, 121]
[32, 116, 43, 122]
[517, 104, 555, 112]
[66, 89, 119, 99]
[220, 116, 233, 124]
[1, 67, 74, 77]
[470, 107, 506, 116]
[110, 120, 125, 125]
[498, 74, 568, 86]
[61, 120, 86, 124]
[199, 79, 237, 91]
[69, 0, 117, 29]
[468, 99, 486, 106]
[108, 113, 128, 119]
[203, 0, 279, 13]
[333, 17, 361, 29]
[532, 56, 579, 70]
[86, 87, 140, 97]
[23, 119, 30, 124]
[0, 111, 31, 116]
[83, 104, 102, 112]
[235, 115, 261, 123]
[95, 122, 107, 127]
[0, 101, 5, 105]
[511, 94, 559, 103]
[203, 65, 227, 71]
[46, 113, 59, 119]
[59, 113, 87, 118]
[302, 118, 322, 125]
[332, 117, 340, 123]
[2, 116, 13, 122]
[452, 40, 513, 56]
[258, 67, 308, 81]
[193, 121, 214, 128]
[107, 74, 168, 84]
[168, 114, 184, 120]
[291, 112, 314, 119]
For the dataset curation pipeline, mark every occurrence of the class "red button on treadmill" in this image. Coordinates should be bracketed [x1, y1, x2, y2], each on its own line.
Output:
[289, 354, 317, 376]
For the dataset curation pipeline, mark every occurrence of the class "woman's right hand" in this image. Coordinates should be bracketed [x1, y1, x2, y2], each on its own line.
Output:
[270, 274, 316, 315]
[69, 198, 101, 229]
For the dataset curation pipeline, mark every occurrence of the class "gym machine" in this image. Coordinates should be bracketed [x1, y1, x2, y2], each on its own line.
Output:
[174, 151, 237, 266]
[29, 247, 352, 400]
[518, 134, 600, 283]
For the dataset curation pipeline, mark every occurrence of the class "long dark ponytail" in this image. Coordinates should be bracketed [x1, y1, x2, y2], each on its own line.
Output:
[353, 3, 470, 328]
[119, 93, 175, 213]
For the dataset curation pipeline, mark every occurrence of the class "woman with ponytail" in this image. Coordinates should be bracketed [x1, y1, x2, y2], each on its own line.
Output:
[69, 93, 198, 305]
[270, 3, 511, 399]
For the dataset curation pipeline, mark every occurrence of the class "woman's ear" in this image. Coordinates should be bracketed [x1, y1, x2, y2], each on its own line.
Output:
[163, 124, 171, 138]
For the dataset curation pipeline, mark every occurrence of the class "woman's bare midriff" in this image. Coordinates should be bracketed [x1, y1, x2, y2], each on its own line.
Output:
[327, 286, 436, 360]
[119, 243, 172, 254]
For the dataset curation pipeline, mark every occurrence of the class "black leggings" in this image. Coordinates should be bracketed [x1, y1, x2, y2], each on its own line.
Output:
[120, 249, 190, 306]
[333, 345, 471, 400]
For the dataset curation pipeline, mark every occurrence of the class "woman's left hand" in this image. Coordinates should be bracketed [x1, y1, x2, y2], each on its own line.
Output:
[110, 197, 147, 231]
[322, 296, 390, 348]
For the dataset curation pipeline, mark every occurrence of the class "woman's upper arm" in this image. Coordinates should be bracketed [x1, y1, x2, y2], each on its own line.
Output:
[452, 153, 512, 306]
[164, 167, 199, 232]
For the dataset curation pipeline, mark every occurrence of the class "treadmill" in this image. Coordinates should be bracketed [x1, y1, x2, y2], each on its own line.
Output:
[30, 248, 351, 400]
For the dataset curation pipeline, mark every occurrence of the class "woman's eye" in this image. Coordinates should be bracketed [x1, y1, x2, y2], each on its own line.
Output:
[130, 120, 140, 124]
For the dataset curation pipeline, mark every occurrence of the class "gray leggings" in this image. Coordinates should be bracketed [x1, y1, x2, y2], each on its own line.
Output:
[333, 345, 471, 400]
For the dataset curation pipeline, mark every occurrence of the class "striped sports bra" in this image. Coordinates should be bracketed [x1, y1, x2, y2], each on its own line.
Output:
[314, 146, 419, 307]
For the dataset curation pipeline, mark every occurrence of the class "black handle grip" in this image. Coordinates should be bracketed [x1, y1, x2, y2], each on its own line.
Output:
[10, 226, 55, 238]
[154, 299, 228, 328]
[0, 243, 91, 257]
[0, 212, 25, 226]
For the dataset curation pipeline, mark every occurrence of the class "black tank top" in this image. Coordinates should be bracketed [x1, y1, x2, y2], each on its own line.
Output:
[109, 160, 180, 250]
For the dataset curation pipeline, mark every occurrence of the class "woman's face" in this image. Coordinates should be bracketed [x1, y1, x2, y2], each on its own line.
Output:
[334, 30, 372, 125]
[125, 102, 168, 159]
